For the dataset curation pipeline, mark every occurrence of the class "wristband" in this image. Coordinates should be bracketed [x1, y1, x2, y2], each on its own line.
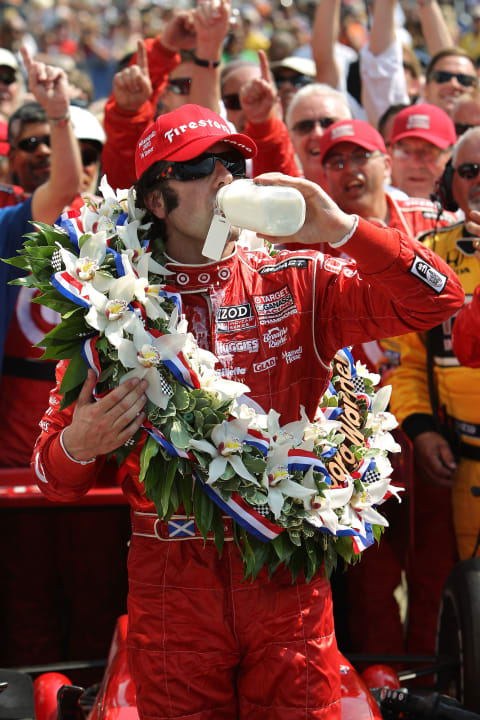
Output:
[60, 428, 97, 465]
[193, 55, 220, 69]
[48, 112, 71, 128]
[329, 214, 359, 248]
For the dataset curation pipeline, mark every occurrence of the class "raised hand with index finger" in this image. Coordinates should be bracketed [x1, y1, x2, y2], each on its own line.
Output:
[239, 50, 279, 125]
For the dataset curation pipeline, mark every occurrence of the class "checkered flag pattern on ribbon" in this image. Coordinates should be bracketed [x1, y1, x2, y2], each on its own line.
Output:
[351, 375, 366, 394]
[159, 372, 174, 396]
[363, 469, 381, 484]
[51, 249, 62, 272]
[252, 504, 270, 517]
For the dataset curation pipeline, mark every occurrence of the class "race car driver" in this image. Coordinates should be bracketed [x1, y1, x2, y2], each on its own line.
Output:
[32, 104, 464, 720]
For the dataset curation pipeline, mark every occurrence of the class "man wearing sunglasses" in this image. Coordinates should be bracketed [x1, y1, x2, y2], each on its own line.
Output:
[270, 56, 316, 117]
[103, 1, 232, 191]
[424, 47, 478, 118]
[387, 125, 480, 571]
[0, 47, 23, 122]
[33, 103, 465, 720]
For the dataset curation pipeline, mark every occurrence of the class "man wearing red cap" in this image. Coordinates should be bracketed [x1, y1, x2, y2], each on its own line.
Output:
[32, 103, 464, 720]
[318, 118, 458, 660]
[319, 118, 457, 239]
[389, 103, 457, 200]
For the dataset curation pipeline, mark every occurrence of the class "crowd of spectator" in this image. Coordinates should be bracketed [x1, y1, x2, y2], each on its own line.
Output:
[1, 0, 480, 694]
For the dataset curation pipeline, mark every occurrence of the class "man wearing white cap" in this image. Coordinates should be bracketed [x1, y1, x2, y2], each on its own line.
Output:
[69, 104, 106, 196]
[0, 47, 23, 121]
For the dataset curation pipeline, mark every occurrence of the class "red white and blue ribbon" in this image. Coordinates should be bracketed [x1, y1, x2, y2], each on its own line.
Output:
[51, 270, 91, 309]
[244, 429, 270, 455]
[322, 522, 375, 554]
[144, 421, 195, 460]
[163, 350, 200, 390]
[198, 478, 283, 542]
[56, 210, 83, 251]
[287, 448, 331, 482]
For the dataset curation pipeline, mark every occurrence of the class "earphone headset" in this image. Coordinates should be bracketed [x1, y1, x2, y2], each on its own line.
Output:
[431, 159, 458, 212]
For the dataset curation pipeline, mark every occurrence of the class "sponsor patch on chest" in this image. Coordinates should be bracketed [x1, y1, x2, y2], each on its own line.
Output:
[252, 285, 297, 325]
[409, 255, 447, 294]
[216, 302, 256, 333]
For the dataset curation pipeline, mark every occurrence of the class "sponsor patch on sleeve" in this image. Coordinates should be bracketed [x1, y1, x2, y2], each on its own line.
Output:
[409, 255, 447, 294]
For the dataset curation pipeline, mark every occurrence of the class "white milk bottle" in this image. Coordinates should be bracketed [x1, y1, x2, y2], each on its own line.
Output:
[215, 179, 306, 235]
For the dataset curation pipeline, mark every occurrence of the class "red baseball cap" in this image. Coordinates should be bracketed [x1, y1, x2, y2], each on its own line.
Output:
[390, 103, 456, 149]
[319, 119, 386, 165]
[135, 104, 257, 179]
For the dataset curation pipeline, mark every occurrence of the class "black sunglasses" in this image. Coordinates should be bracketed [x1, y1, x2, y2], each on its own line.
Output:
[222, 93, 242, 111]
[291, 117, 336, 135]
[163, 150, 246, 182]
[0, 71, 16, 85]
[455, 122, 475, 136]
[455, 162, 480, 180]
[81, 147, 101, 166]
[17, 134, 50, 153]
[167, 77, 191, 96]
[430, 70, 478, 88]
[273, 73, 312, 89]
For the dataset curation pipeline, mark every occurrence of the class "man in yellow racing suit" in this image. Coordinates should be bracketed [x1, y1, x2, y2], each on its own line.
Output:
[386, 128, 480, 561]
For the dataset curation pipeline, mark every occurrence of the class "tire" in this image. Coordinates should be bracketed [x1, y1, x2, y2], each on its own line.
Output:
[436, 558, 480, 712]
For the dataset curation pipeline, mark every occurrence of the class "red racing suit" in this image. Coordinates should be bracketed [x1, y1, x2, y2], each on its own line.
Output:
[452, 284, 480, 368]
[32, 218, 463, 720]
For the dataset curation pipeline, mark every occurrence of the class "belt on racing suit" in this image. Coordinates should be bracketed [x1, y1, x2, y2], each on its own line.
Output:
[449, 416, 480, 461]
[131, 511, 234, 541]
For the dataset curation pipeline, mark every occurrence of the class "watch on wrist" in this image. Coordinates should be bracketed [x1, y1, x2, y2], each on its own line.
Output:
[193, 55, 220, 69]
[48, 112, 71, 128]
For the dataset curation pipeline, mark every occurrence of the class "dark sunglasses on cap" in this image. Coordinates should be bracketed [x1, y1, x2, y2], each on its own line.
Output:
[273, 73, 312, 89]
[162, 150, 246, 182]
[17, 134, 50, 152]
[291, 117, 336, 135]
[429, 70, 478, 88]
[222, 93, 242, 111]
[166, 77, 192, 95]
[0, 71, 16, 85]
[81, 146, 101, 166]
[455, 162, 480, 180]
[455, 122, 475, 136]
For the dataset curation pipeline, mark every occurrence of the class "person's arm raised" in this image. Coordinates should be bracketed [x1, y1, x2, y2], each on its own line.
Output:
[21, 47, 82, 224]
[189, 0, 231, 113]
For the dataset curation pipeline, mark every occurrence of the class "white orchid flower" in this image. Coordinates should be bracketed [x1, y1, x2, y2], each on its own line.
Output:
[354, 360, 381, 386]
[347, 477, 392, 527]
[266, 408, 311, 449]
[261, 445, 316, 518]
[198, 366, 250, 401]
[368, 431, 401, 454]
[58, 230, 114, 292]
[83, 274, 139, 347]
[117, 323, 188, 408]
[117, 224, 173, 278]
[189, 418, 258, 485]
[302, 467, 354, 534]
[371, 385, 392, 415]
